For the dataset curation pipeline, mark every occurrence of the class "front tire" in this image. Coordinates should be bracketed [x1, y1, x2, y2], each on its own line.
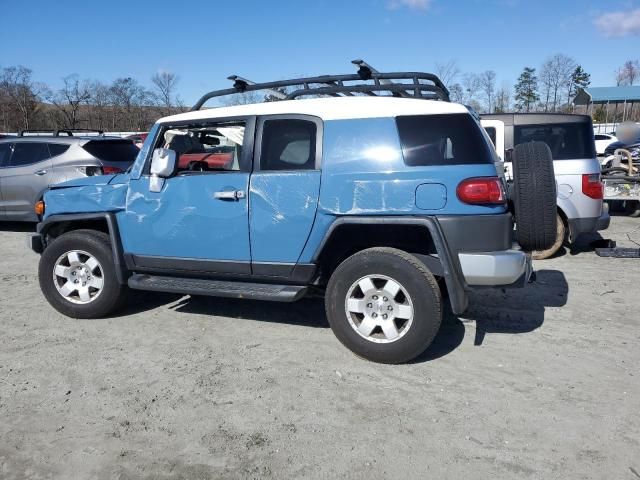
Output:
[39, 229, 128, 318]
[325, 247, 442, 364]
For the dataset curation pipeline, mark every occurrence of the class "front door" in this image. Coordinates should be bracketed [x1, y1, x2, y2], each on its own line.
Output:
[0, 142, 53, 220]
[119, 118, 255, 275]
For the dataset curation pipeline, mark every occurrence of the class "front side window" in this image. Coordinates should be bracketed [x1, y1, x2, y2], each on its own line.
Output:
[9, 142, 51, 167]
[396, 114, 495, 166]
[260, 119, 317, 171]
[157, 121, 246, 173]
[514, 123, 596, 160]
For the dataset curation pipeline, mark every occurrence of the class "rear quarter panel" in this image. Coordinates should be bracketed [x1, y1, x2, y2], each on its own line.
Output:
[298, 116, 506, 262]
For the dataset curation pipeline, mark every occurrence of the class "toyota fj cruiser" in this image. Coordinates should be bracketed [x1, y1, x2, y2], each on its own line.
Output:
[28, 62, 556, 363]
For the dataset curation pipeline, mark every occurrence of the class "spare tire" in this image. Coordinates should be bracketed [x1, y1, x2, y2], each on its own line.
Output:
[512, 141, 557, 252]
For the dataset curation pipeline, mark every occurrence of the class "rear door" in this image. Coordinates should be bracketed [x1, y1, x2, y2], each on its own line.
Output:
[0, 142, 52, 220]
[249, 115, 322, 274]
[513, 122, 602, 220]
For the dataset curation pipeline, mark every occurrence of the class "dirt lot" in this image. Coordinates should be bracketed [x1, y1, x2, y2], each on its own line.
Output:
[1, 216, 639, 479]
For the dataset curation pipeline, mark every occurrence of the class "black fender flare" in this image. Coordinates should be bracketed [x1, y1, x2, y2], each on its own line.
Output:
[312, 216, 469, 315]
[37, 213, 129, 285]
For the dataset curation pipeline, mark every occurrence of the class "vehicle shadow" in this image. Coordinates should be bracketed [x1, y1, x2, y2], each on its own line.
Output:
[121, 269, 568, 363]
[0, 222, 36, 233]
[569, 232, 607, 256]
[460, 269, 568, 347]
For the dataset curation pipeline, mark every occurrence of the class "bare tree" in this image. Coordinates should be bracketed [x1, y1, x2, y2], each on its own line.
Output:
[48, 74, 92, 129]
[539, 54, 576, 112]
[462, 73, 481, 104]
[616, 60, 640, 86]
[494, 83, 511, 113]
[435, 60, 460, 88]
[151, 71, 180, 115]
[478, 70, 497, 112]
[0, 65, 44, 130]
[448, 83, 465, 103]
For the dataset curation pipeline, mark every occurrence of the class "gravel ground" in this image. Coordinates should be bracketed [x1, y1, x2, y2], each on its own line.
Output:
[1, 216, 639, 479]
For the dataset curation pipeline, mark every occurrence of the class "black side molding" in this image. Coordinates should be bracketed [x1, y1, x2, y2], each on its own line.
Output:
[128, 274, 308, 302]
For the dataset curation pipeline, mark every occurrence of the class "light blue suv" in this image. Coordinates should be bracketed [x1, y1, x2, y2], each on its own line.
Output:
[29, 69, 556, 363]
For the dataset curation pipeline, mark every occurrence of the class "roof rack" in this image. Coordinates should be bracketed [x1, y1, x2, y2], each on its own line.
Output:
[18, 128, 105, 137]
[18, 129, 55, 137]
[54, 128, 104, 137]
[191, 59, 450, 111]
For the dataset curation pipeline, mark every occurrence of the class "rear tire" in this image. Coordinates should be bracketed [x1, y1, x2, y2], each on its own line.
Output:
[39, 229, 128, 318]
[512, 141, 557, 251]
[532, 214, 566, 260]
[624, 200, 640, 218]
[325, 247, 441, 364]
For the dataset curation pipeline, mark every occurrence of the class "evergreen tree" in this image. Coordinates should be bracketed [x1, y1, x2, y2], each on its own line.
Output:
[567, 65, 590, 107]
[514, 67, 539, 112]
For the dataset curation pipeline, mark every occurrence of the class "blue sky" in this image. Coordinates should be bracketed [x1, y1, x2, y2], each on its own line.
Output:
[1, 0, 639, 105]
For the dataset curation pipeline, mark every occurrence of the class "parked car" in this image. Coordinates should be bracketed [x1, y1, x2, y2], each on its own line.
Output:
[481, 113, 609, 260]
[600, 124, 640, 216]
[29, 68, 556, 364]
[0, 130, 139, 222]
[595, 133, 617, 156]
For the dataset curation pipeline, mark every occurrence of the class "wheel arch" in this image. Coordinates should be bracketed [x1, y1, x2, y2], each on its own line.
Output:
[311, 216, 468, 315]
[38, 213, 128, 284]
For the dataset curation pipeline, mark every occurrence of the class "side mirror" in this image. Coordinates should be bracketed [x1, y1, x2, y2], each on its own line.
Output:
[150, 148, 177, 177]
[149, 148, 177, 193]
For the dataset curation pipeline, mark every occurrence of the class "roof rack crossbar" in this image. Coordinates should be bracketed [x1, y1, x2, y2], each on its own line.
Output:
[352, 59, 411, 99]
[191, 71, 449, 110]
[54, 128, 104, 137]
[18, 129, 55, 137]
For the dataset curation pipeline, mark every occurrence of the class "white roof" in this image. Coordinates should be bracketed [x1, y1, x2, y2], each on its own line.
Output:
[160, 96, 468, 123]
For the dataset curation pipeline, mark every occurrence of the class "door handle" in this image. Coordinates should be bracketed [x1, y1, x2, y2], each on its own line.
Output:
[34, 170, 48, 176]
[214, 190, 246, 201]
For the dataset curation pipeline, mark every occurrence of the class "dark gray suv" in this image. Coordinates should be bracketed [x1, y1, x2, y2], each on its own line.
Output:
[0, 131, 139, 222]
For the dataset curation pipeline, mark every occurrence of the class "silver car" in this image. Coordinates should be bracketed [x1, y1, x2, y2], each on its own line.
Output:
[482, 113, 610, 259]
[0, 131, 139, 222]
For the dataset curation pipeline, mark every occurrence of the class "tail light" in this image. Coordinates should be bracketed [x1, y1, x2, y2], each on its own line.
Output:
[457, 177, 506, 205]
[102, 166, 123, 175]
[582, 173, 603, 200]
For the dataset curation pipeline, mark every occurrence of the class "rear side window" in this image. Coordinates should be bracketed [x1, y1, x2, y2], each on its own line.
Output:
[0, 143, 11, 167]
[48, 143, 70, 157]
[82, 140, 140, 163]
[396, 113, 494, 166]
[514, 123, 595, 160]
[9, 142, 51, 167]
[260, 119, 317, 171]
[485, 127, 497, 146]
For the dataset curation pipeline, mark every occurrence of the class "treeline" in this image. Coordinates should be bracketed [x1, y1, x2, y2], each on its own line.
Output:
[0, 67, 185, 133]
[3, 56, 640, 133]
[437, 53, 591, 114]
[438, 55, 640, 121]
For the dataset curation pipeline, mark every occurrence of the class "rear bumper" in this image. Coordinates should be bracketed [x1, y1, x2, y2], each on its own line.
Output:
[458, 249, 532, 287]
[568, 206, 610, 238]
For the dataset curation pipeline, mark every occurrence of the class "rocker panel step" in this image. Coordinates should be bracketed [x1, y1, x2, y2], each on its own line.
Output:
[128, 274, 307, 302]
